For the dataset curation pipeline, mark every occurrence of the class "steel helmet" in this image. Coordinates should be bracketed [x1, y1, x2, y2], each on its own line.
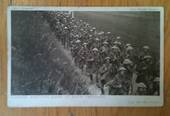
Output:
[98, 31, 104, 35]
[123, 59, 133, 65]
[105, 57, 110, 60]
[92, 27, 96, 30]
[143, 55, 152, 60]
[137, 82, 147, 88]
[118, 67, 127, 72]
[153, 77, 160, 82]
[107, 32, 111, 34]
[103, 41, 109, 45]
[111, 45, 119, 49]
[143, 45, 150, 49]
[126, 46, 133, 50]
[64, 26, 68, 29]
[126, 43, 131, 47]
[83, 42, 87, 45]
[95, 38, 99, 41]
[75, 40, 81, 43]
[93, 48, 98, 51]
[116, 36, 121, 39]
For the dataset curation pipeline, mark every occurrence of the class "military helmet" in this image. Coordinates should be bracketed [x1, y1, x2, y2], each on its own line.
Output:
[105, 57, 111, 60]
[118, 67, 127, 72]
[64, 26, 68, 29]
[95, 38, 99, 41]
[123, 59, 133, 65]
[107, 32, 111, 34]
[98, 31, 104, 35]
[153, 77, 160, 82]
[116, 36, 121, 39]
[126, 43, 131, 47]
[92, 27, 96, 30]
[126, 46, 133, 50]
[137, 82, 147, 88]
[143, 55, 152, 60]
[103, 41, 109, 45]
[92, 48, 98, 51]
[143, 45, 150, 49]
[112, 45, 119, 49]
[75, 40, 81, 43]
[83, 42, 87, 45]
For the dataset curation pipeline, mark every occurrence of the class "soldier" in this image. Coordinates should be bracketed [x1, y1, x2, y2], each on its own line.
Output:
[139, 45, 151, 60]
[112, 45, 121, 56]
[125, 45, 137, 63]
[78, 42, 89, 71]
[99, 57, 113, 83]
[136, 82, 147, 95]
[60, 24, 66, 46]
[63, 26, 71, 49]
[104, 67, 131, 95]
[123, 58, 133, 73]
[125, 46, 133, 56]
[125, 43, 131, 48]
[100, 41, 110, 63]
[93, 38, 100, 48]
[113, 40, 122, 50]
[86, 51, 95, 81]
[136, 55, 155, 95]
[109, 45, 120, 67]
[92, 27, 97, 35]
[123, 58, 135, 93]
[91, 48, 100, 83]
[72, 39, 81, 65]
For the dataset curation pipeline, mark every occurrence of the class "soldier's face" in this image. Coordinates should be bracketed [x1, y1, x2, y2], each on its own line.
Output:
[144, 49, 149, 53]
[83, 45, 87, 48]
[106, 59, 110, 63]
[146, 59, 152, 63]
[94, 51, 98, 54]
[120, 70, 126, 75]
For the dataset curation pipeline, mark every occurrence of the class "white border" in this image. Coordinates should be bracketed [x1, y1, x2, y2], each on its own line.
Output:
[7, 6, 164, 107]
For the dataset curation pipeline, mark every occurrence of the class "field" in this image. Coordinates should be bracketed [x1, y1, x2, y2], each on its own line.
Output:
[75, 11, 160, 56]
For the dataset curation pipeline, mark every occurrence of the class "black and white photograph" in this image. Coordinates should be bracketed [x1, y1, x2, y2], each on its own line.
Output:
[8, 7, 164, 107]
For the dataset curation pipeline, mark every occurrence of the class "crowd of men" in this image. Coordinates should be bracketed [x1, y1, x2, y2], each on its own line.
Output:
[42, 11, 160, 95]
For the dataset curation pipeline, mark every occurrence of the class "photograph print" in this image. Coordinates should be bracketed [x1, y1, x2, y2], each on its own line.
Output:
[8, 7, 164, 107]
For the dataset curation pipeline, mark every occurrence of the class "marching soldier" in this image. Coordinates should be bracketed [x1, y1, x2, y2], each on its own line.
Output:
[78, 42, 89, 71]
[136, 82, 147, 95]
[104, 67, 131, 95]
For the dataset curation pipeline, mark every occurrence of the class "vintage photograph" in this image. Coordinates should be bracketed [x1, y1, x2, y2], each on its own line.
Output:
[8, 7, 164, 107]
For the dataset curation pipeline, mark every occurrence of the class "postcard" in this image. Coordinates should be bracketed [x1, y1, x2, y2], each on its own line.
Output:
[8, 6, 164, 107]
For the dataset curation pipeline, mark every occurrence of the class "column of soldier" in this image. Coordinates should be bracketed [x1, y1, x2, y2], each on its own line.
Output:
[43, 12, 160, 95]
